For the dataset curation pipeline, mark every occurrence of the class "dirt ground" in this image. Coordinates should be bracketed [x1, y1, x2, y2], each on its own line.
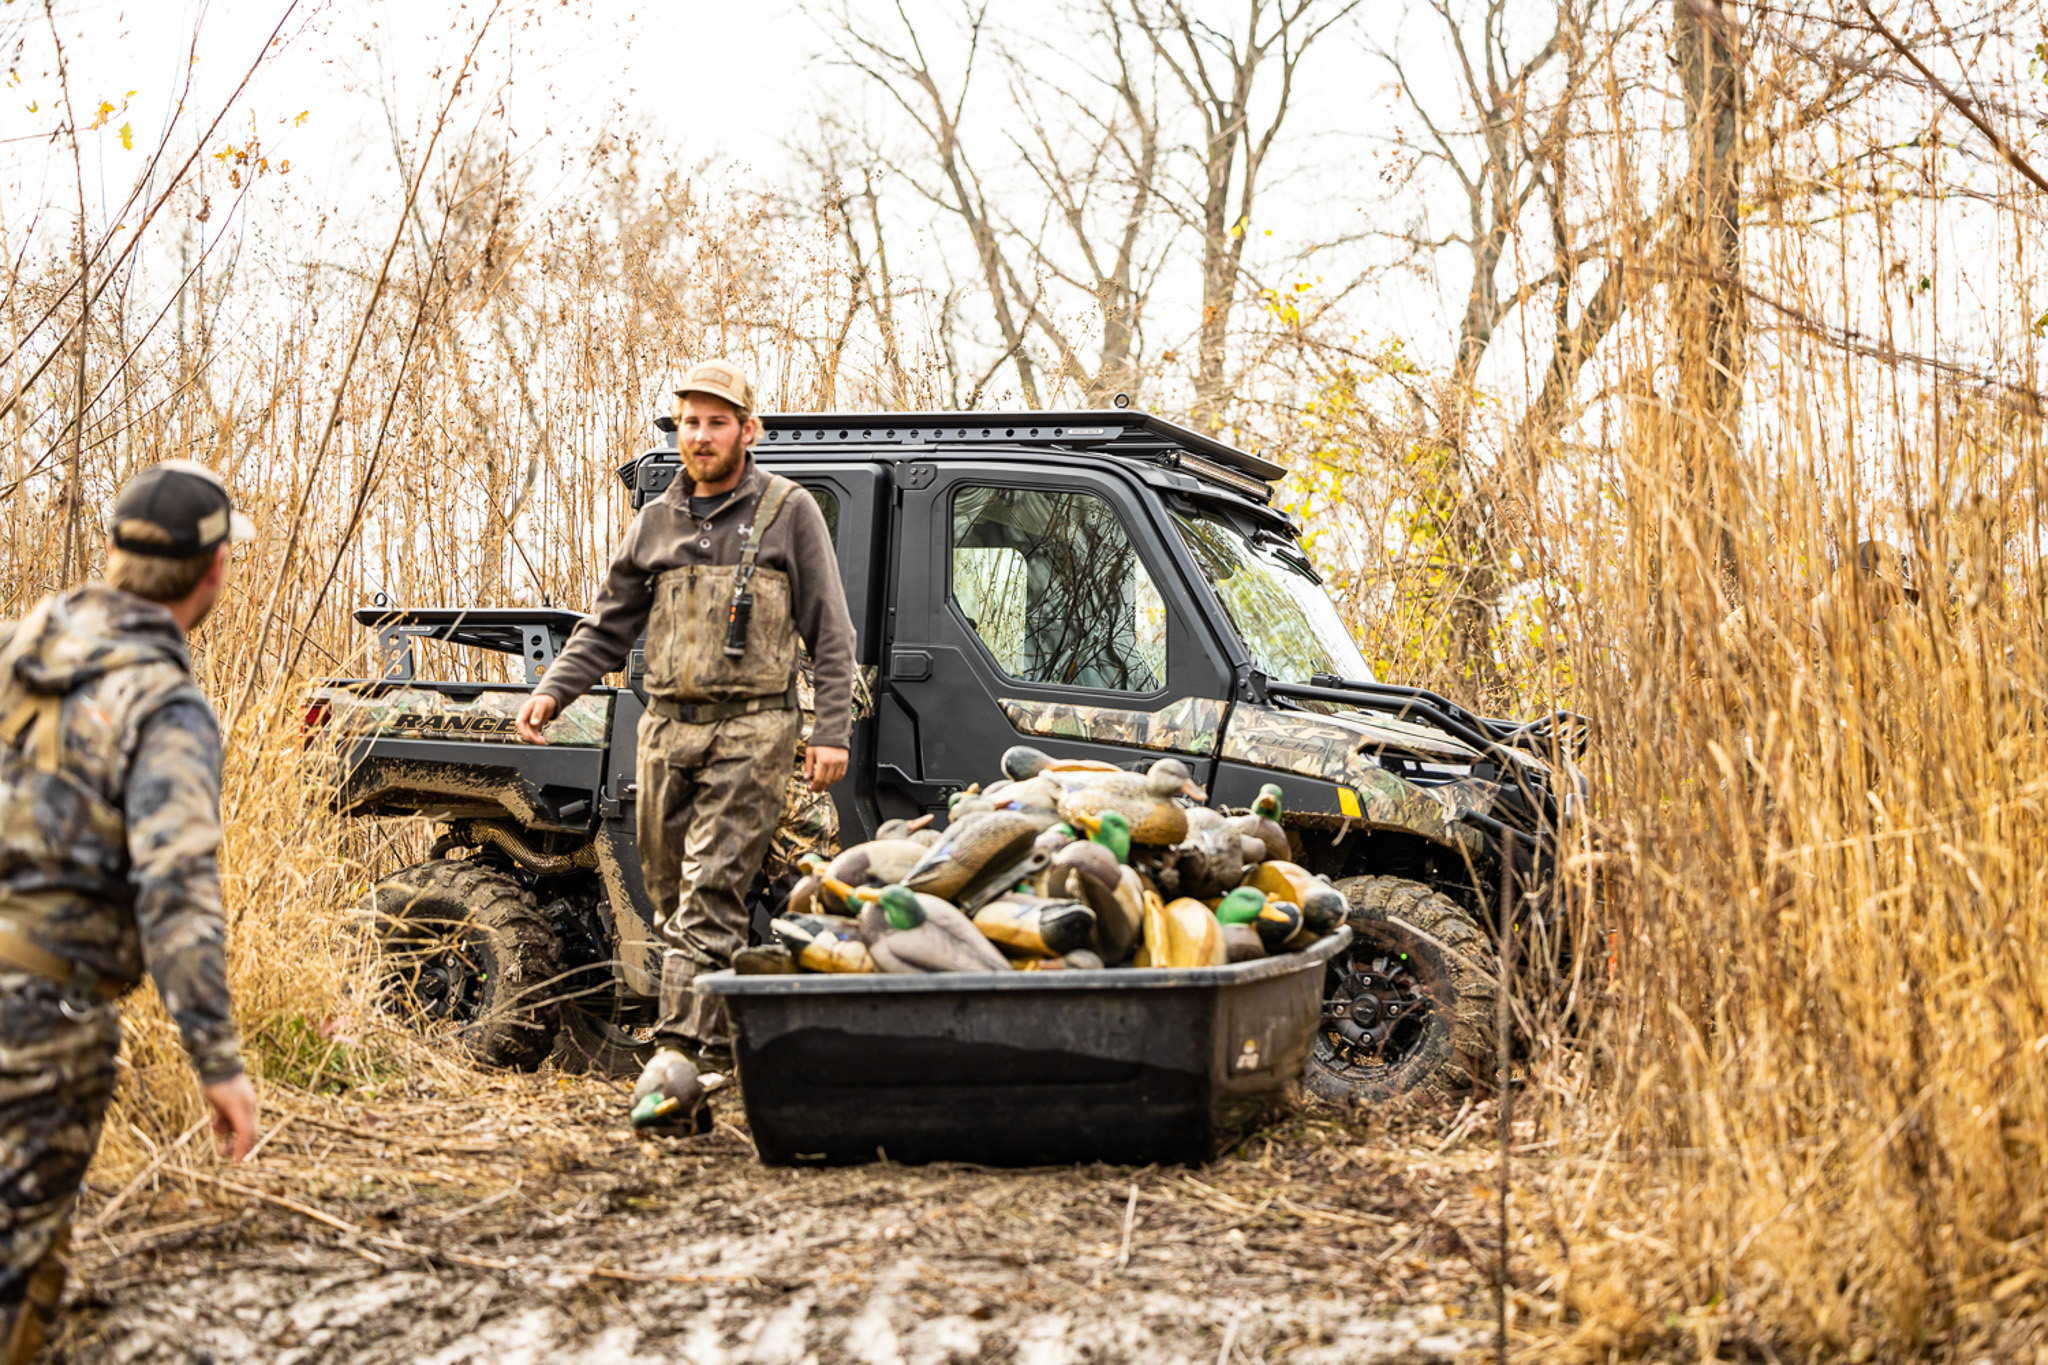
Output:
[51, 1073, 1512, 1364]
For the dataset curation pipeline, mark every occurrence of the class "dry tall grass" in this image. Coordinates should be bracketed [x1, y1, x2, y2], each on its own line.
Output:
[6, 6, 2048, 1361]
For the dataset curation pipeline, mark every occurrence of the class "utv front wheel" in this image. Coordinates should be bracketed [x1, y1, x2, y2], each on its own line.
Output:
[1306, 876, 1495, 1104]
[373, 858, 563, 1071]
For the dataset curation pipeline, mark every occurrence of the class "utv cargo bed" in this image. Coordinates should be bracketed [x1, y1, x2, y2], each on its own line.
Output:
[697, 930, 1349, 1167]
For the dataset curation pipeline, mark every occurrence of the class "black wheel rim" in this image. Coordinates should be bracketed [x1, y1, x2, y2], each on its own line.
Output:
[385, 918, 485, 1025]
[1316, 942, 1439, 1077]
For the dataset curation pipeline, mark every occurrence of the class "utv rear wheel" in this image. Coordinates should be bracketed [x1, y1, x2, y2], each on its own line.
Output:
[373, 858, 563, 1071]
[1307, 876, 1494, 1104]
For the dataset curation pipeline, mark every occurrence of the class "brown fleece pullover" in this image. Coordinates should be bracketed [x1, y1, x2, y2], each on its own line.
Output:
[536, 457, 857, 748]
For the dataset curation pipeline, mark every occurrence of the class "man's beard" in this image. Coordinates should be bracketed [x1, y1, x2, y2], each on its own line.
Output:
[682, 434, 747, 486]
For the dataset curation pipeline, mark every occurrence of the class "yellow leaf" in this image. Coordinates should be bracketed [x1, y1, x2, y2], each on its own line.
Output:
[117, 122, 132, 150]
[89, 98, 114, 130]
[294, 110, 309, 127]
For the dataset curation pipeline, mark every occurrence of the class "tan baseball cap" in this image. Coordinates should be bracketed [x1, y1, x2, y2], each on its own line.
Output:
[674, 359, 756, 416]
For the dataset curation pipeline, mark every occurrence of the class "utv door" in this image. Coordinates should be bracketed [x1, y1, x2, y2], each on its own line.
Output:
[754, 459, 890, 843]
[874, 458, 1235, 822]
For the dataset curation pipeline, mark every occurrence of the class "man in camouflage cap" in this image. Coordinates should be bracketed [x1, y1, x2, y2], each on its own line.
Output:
[1, 461, 260, 1362]
[517, 360, 855, 1124]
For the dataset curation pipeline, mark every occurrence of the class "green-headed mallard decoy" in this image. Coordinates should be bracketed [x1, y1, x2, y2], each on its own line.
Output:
[1255, 898, 1305, 952]
[858, 884, 1012, 973]
[1215, 885, 1268, 925]
[971, 893, 1096, 959]
[903, 809, 1041, 903]
[1225, 784, 1290, 863]
[1057, 758, 1204, 847]
[629, 1048, 729, 1132]
[772, 908, 878, 973]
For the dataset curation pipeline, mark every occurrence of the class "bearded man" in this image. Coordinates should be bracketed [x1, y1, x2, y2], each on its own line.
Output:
[517, 360, 854, 1120]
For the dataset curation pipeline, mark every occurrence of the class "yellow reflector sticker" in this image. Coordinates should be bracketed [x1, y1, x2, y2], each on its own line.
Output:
[1338, 786, 1362, 819]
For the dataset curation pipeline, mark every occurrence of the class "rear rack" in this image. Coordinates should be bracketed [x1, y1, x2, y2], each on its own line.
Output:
[352, 606, 588, 684]
[623, 408, 1284, 507]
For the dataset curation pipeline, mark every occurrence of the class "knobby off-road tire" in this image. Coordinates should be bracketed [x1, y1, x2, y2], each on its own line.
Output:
[374, 858, 563, 1071]
[1306, 875, 1496, 1104]
[551, 1005, 658, 1077]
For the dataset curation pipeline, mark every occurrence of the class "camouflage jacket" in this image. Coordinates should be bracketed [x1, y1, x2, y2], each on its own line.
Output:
[0, 584, 243, 1082]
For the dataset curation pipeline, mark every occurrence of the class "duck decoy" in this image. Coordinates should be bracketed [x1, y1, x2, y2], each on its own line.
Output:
[1014, 948, 1109, 971]
[1158, 821, 1247, 900]
[858, 885, 1012, 974]
[784, 872, 823, 917]
[825, 838, 931, 893]
[1001, 745, 1123, 783]
[1214, 885, 1268, 925]
[971, 894, 1097, 959]
[903, 809, 1042, 903]
[1246, 859, 1322, 908]
[1032, 821, 1080, 858]
[771, 911, 878, 973]
[988, 775, 1067, 831]
[629, 1049, 729, 1132]
[1040, 841, 1145, 964]
[1299, 880, 1347, 934]
[1225, 784, 1291, 863]
[1220, 923, 1267, 963]
[1057, 758, 1205, 847]
[1255, 898, 1305, 952]
[1138, 891, 1226, 968]
[875, 814, 942, 847]
[734, 943, 797, 975]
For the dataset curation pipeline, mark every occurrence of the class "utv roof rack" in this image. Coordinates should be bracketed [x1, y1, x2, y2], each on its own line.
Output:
[637, 407, 1285, 504]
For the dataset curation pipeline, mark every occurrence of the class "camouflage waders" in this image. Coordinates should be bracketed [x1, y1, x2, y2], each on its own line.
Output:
[0, 974, 119, 1364]
[642, 705, 803, 1051]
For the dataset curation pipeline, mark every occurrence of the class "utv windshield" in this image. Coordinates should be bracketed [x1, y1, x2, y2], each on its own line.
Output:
[1173, 508, 1376, 685]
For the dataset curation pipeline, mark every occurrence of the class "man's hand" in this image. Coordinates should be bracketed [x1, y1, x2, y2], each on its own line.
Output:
[805, 745, 849, 793]
[202, 1074, 260, 1162]
[516, 693, 557, 745]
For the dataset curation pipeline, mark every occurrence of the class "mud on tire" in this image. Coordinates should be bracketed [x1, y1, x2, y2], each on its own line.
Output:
[373, 857, 563, 1071]
[1306, 875, 1495, 1104]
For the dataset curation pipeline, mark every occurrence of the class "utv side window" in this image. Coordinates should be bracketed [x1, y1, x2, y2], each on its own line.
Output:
[950, 485, 1166, 692]
[804, 485, 840, 545]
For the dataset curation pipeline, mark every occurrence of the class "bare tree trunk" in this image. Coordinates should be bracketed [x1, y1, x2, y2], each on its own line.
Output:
[1674, 0, 1743, 583]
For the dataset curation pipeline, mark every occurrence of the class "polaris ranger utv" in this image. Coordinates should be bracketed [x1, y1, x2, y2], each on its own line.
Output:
[310, 410, 1583, 1100]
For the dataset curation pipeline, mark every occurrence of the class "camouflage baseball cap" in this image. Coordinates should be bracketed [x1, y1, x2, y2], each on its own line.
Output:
[674, 359, 756, 416]
[109, 459, 256, 558]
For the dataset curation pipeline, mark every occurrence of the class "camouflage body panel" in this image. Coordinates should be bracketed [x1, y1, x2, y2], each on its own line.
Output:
[0, 586, 242, 1083]
[0, 971, 120, 1334]
[1220, 703, 1493, 854]
[1000, 695, 1227, 756]
[314, 685, 611, 748]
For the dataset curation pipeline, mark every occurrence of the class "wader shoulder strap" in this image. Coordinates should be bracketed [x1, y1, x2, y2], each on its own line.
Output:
[734, 475, 800, 593]
[0, 694, 60, 775]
